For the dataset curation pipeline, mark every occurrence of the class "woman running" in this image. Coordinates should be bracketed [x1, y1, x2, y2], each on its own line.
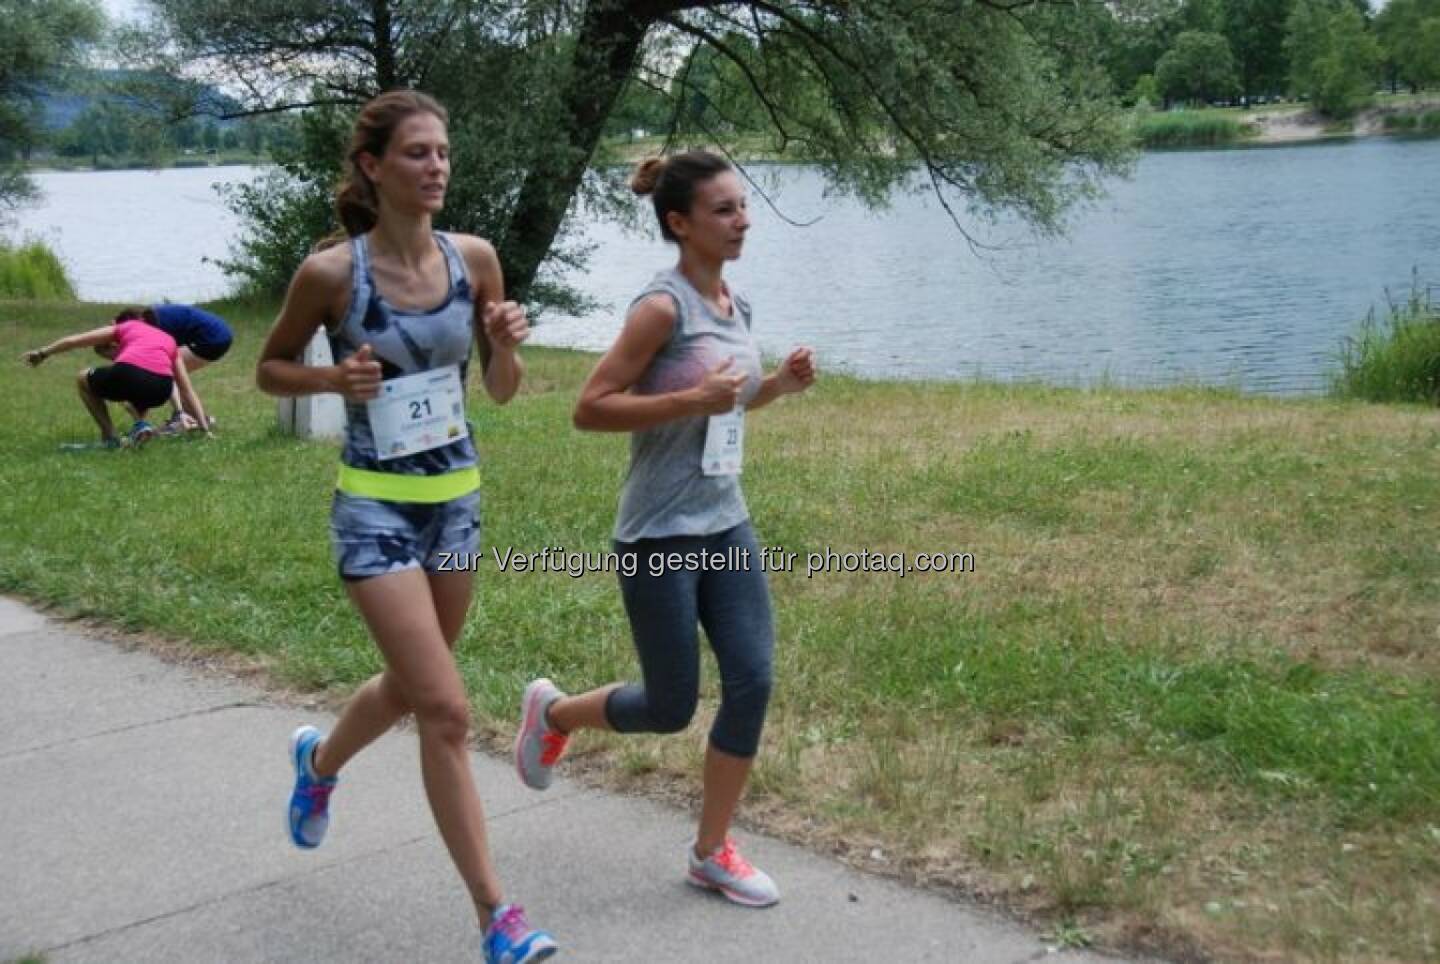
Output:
[255, 90, 555, 964]
[22, 311, 199, 449]
[513, 150, 816, 908]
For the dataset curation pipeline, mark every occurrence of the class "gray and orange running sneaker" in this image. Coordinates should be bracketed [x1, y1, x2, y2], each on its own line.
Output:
[514, 678, 568, 790]
[687, 837, 780, 907]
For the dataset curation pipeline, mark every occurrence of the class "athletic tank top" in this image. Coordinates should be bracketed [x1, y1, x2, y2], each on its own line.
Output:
[614, 268, 763, 542]
[328, 233, 478, 477]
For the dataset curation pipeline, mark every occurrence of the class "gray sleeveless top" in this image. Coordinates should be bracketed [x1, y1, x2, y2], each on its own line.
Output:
[614, 268, 764, 542]
[328, 233, 478, 477]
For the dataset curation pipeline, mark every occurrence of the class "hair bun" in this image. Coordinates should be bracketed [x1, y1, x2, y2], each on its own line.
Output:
[629, 157, 666, 196]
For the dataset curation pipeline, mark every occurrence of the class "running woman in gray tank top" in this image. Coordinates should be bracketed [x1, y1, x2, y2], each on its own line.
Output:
[255, 91, 556, 964]
[511, 151, 817, 908]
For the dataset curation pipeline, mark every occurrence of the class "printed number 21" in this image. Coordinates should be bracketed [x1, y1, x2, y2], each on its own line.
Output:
[726, 427, 738, 445]
[409, 398, 433, 419]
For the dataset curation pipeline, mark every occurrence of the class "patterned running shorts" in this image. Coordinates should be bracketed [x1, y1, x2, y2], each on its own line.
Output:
[329, 490, 481, 581]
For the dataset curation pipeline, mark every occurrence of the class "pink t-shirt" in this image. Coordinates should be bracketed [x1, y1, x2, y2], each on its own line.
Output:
[113, 321, 178, 377]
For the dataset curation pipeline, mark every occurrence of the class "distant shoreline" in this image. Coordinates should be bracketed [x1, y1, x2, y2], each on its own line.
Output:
[1242, 99, 1440, 144]
[23, 154, 267, 174]
[21, 97, 1440, 175]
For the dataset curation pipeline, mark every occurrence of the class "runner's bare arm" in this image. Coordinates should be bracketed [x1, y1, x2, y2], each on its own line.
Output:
[256, 250, 377, 401]
[573, 295, 744, 432]
[747, 347, 817, 411]
[171, 355, 210, 435]
[458, 235, 525, 404]
[23, 325, 118, 365]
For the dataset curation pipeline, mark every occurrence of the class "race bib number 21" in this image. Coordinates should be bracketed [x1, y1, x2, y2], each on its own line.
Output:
[367, 364, 469, 460]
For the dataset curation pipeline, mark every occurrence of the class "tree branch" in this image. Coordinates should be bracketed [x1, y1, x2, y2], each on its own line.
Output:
[659, 14, 793, 146]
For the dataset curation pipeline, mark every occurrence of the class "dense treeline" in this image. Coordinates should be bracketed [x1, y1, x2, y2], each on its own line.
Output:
[44, 90, 298, 169]
[1100, 0, 1438, 115]
[600, 0, 1440, 139]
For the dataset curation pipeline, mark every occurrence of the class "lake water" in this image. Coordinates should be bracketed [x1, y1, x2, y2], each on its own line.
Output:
[11, 137, 1439, 394]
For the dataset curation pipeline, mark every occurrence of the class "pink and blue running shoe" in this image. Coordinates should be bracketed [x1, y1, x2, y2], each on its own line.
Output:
[287, 725, 338, 849]
[482, 904, 557, 964]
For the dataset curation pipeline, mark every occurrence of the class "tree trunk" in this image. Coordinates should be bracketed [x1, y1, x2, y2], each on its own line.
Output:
[499, 0, 659, 301]
[373, 0, 396, 89]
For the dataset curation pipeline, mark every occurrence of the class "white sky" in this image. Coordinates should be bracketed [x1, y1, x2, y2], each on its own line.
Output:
[98, 0, 1391, 30]
[99, 0, 144, 24]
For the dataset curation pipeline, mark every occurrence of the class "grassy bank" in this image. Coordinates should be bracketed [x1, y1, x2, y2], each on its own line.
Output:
[0, 242, 75, 300]
[1382, 110, 1440, 134]
[1334, 279, 1440, 403]
[3, 300, 1440, 959]
[1131, 111, 1258, 149]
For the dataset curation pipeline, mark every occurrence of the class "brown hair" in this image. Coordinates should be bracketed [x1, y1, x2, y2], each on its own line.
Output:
[113, 307, 156, 325]
[332, 90, 449, 239]
[629, 150, 732, 243]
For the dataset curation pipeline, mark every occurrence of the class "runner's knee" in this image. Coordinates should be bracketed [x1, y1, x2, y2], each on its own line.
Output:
[412, 691, 471, 744]
[647, 689, 698, 733]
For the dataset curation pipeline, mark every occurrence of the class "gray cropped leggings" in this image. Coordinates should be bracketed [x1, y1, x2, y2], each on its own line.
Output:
[604, 521, 775, 758]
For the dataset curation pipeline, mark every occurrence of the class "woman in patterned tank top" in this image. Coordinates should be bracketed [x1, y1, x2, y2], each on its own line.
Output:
[255, 91, 555, 964]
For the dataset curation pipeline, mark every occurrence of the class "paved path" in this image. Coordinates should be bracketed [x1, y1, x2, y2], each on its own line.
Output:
[0, 597, 1136, 963]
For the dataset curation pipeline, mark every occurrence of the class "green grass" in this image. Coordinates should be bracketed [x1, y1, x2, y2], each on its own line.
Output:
[1382, 110, 1440, 134]
[1131, 110, 1258, 149]
[4, 299, 1440, 958]
[1332, 276, 1440, 403]
[0, 241, 75, 300]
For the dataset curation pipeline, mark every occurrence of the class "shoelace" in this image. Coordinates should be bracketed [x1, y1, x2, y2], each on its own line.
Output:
[714, 838, 755, 878]
[539, 730, 569, 766]
[303, 782, 335, 814]
[490, 904, 530, 941]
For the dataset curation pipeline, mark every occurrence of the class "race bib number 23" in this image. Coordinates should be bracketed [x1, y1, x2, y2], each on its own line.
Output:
[702, 407, 744, 476]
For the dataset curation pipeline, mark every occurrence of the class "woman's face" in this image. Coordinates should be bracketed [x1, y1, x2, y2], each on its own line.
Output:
[668, 171, 750, 262]
[361, 112, 450, 216]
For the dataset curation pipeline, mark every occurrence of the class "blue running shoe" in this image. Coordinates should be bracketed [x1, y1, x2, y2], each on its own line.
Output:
[127, 420, 155, 450]
[287, 725, 337, 849]
[482, 904, 557, 964]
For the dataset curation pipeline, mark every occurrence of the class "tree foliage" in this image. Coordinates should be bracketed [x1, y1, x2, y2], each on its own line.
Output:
[1100, 0, 1295, 105]
[1222, 0, 1292, 99]
[0, 0, 103, 216]
[140, 0, 1135, 308]
[1376, 0, 1440, 91]
[1155, 30, 1242, 104]
[1285, 0, 1381, 117]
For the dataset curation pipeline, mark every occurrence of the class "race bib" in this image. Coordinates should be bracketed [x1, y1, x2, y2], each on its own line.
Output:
[368, 365, 469, 461]
[702, 407, 744, 476]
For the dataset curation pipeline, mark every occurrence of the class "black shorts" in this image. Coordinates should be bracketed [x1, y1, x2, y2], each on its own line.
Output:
[87, 363, 173, 411]
[186, 338, 232, 363]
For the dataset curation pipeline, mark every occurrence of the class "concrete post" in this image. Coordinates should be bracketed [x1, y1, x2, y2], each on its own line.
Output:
[276, 329, 347, 440]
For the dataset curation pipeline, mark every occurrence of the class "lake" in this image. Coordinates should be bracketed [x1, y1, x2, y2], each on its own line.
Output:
[11, 137, 1439, 394]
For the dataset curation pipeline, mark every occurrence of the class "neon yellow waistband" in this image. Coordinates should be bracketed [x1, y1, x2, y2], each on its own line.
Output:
[336, 465, 479, 503]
